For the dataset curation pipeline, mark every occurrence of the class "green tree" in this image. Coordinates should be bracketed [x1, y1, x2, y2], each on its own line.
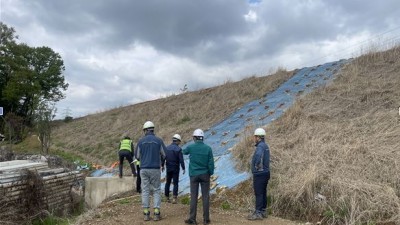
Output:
[35, 101, 56, 154]
[0, 22, 68, 125]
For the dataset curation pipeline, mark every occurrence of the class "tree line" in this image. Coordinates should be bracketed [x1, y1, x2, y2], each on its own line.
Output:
[0, 22, 68, 153]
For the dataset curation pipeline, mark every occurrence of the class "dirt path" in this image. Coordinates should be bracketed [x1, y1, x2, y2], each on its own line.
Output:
[74, 194, 302, 225]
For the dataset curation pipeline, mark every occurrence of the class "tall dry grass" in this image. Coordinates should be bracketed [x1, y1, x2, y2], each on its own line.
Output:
[237, 46, 400, 224]
[51, 68, 293, 165]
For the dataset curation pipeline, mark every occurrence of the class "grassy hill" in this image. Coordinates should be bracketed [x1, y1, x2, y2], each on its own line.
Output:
[50, 46, 400, 224]
[51, 68, 293, 165]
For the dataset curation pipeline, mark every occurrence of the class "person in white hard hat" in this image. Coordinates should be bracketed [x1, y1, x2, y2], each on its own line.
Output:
[183, 129, 214, 225]
[247, 128, 270, 220]
[164, 134, 186, 204]
[135, 121, 167, 221]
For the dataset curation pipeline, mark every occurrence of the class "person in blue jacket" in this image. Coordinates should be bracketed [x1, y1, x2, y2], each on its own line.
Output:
[135, 121, 166, 221]
[164, 134, 185, 204]
[248, 128, 270, 220]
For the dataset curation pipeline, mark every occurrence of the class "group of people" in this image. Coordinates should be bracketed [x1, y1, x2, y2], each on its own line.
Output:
[118, 120, 270, 223]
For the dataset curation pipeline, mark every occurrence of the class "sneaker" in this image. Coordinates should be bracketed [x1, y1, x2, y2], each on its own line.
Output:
[166, 197, 171, 203]
[247, 212, 263, 220]
[172, 196, 177, 204]
[154, 213, 161, 221]
[184, 219, 197, 224]
[203, 219, 211, 224]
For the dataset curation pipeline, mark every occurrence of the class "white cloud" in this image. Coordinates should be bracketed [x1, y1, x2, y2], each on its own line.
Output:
[244, 10, 258, 23]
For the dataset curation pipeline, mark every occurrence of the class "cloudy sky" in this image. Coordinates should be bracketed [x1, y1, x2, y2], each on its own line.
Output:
[1, 0, 400, 119]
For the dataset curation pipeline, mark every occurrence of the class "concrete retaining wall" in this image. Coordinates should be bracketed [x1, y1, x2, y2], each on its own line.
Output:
[85, 176, 135, 208]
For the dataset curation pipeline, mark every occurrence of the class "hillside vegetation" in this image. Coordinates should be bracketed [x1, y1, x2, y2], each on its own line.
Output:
[51, 68, 293, 165]
[227, 46, 400, 224]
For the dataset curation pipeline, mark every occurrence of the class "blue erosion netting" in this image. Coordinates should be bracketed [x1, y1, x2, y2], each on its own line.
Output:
[172, 59, 349, 195]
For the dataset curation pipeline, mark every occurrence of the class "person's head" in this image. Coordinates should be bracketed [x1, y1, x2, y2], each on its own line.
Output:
[192, 129, 204, 141]
[254, 128, 266, 143]
[172, 134, 182, 144]
[124, 136, 131, 140]
[143, 121, 155, 134]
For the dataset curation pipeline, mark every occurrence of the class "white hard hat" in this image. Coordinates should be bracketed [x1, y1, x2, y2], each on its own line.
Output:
[143, 121, 155, 130]
[172, 134, 182, 141]
[192, 129, 204, 137]
[254, 128, 266, 136]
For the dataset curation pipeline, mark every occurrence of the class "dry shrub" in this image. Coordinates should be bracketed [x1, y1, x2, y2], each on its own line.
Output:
[261, 46, 400, 224]
[52, 68, 294, 165]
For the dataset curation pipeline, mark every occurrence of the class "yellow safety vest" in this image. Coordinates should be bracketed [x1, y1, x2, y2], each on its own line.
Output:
[119, 139, 132, 152]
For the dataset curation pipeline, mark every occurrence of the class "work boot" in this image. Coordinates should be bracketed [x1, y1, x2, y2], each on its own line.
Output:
[143, 209, 150, 221]
[203, 219, 211, 224]
[154, 212, 161, 221]
[261, 210, 268, 218]
[172, 196, 177, 204]
[247, 212, 263, 220]
[154, 208, 161, 221]
[184, 219, 197, 224]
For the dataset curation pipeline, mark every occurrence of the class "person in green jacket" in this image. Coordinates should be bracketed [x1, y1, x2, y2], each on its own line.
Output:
[183, 129, 214, 225]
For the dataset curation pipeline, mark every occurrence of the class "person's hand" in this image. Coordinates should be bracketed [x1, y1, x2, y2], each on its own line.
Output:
[182, 169, 185, 175]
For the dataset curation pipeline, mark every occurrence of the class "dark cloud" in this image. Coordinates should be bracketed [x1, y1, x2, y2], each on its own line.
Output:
[2, 0, 400, 118]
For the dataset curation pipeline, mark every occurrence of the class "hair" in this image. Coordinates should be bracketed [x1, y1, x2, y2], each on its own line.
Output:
[193, 136, 203, 141]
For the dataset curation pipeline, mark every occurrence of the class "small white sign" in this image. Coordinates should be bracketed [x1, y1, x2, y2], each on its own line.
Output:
[0, 107, 3, 116]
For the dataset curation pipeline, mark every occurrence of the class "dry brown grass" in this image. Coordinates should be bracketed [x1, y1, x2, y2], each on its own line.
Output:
[241, 46, 400, 224]
[51, 68, 293, 165]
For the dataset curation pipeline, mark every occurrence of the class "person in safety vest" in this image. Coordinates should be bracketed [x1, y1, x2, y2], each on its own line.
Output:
[164, 134, 185, 204]
[247, 128, 270, 220]
[135, 121, 167, 221]
[183, 129, 214, 225]
[118, 136, 137, 178]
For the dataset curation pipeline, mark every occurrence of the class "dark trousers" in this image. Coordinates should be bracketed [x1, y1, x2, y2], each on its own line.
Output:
[164, 169, 180, 197]
[253, 173, 270, 213]
[189, 173, 210, 221]
[118, 150, 136, 176]
[136, 165, 141, 193]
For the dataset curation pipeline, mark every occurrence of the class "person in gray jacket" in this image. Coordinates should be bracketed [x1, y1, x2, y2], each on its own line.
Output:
[135, 121, 167, 221]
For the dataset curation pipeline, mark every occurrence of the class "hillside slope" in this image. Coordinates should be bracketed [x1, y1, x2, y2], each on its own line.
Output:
[228, 46, 400, 224]
[52, 69, 293, 165]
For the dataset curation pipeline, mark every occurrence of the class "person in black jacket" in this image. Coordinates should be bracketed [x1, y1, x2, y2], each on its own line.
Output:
[164, 134, 185, 204]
